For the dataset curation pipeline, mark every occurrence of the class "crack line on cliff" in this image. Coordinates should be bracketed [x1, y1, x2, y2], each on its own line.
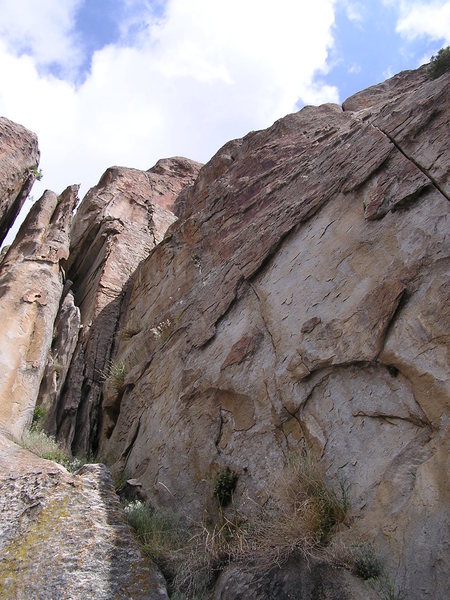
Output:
[373, 123, 449, 201]
[352, 410, 429, 428]
[248, 281, 278, 362]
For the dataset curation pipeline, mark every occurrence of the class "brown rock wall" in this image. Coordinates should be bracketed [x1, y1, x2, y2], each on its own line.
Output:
[0, 117, 40, 245]
[97, 68, 449, 599]
[52, 159, 201, 455]
[0, 186, 78, 439]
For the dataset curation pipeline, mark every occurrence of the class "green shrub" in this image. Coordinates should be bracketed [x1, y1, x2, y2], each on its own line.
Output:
[105, 359, 127, 394]
[21, 429, 69, 465]
[213, 468, 239, 507]
[123, 501, 188, 581]
[31, 404, 47, 430]
[428, 46, 450, 79]
[21, 428, 90, 473]
[351, 542, 383, 580]
[29, 165, 43, 180]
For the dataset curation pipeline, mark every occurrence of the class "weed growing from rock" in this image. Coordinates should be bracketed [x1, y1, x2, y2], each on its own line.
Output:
[105, 359, 127, 395]
[21, 411, 92, 473]
[351, 542, 383, 580]
[428, 46, 450, 79]
[21, 429, 69, 465]
[31, 404, 47, 429]
[235, 451, 348, 571]
[213, 468, 239, 507]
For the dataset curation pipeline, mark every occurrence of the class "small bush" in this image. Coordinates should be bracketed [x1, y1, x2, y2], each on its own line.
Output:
[428, 46, 450, 79]
[21, 429, 69, 465]
[29, 165, 43, 180]
[105, 360, 127, 394]
[351, 542, 383, 580]
[213, 468, 239, 507]
[123, 501, 188, 580]
[150, 318, 173, 344]
[31, 404, 47, 430]
[21, 428, 90, 472]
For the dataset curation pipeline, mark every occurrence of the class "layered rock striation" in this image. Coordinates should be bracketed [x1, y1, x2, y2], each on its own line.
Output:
[95, 66, 449, 599]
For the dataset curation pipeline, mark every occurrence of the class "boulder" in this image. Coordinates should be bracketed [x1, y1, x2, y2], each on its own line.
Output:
[0, 431, 168, 599]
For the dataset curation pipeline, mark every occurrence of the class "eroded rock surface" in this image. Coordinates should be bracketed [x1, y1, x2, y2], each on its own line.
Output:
[0, 186, 78, 439]
[215, 560, 378, 600]
[0, 117, 40, 245]
[51, 159, 201, 455]
[0, 432, 168, 600]
[97, 68, 449, 600]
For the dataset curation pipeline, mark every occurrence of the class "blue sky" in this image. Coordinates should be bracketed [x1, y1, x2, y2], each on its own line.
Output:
[0, 0, 448, 242]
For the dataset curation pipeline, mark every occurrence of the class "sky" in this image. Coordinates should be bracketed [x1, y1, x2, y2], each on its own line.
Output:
[0, 0, 449, 243]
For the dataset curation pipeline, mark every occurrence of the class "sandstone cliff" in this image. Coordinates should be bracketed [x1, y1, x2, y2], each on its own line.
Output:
[93, 65, 448, 599]
[0, 185, 78, 439]
[39, 158, 201, 455]
[0, 117, 40, 246]
[0, 63, 448, 600]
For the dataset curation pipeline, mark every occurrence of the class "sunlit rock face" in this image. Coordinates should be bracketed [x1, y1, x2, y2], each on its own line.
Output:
[0, 185, 79, 439]
[50, 158, 202, 456]
[96, 66, 449, 600]
[0, 117, 40, 246]
[0, 433, 169, 599]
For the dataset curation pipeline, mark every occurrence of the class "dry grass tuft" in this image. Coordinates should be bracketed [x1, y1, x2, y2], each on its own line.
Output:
[234, 451, 349, 571]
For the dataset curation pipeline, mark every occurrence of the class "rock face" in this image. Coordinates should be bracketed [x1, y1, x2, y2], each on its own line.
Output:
[0, 431, 168, 600]
[0, 186, 79, 439]
[96, 65, 449, 600]
[0, 117, 40, 245]
[49, 159, 201, 455]
[36, 287, 81, 438]
[214, 560, 378, 600]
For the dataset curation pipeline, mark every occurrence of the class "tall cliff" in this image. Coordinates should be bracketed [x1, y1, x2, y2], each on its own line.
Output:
[0, 63, 448, 600]
[0, 185, 78, 438]
[92, 65, 448, 599]
[37, 158, 202, 455]
[0, 117, 40, 246]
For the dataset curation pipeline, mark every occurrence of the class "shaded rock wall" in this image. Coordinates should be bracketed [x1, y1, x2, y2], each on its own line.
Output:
[0, 117, 40, 245]
[0, 186, 78, 439]
[96, 66, 449, 599]
[50, 158, 201, 455]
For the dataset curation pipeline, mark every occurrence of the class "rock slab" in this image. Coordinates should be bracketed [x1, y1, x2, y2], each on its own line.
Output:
[0, 432, 168, 600]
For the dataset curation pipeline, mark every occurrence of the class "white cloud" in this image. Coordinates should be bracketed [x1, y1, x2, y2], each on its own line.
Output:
[0, 0, 339, 246]
[0, 0, 83, 75]
[348, 63, 361, 74]
[388, 1, 450, 44]
[340, 0, 365, 24]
